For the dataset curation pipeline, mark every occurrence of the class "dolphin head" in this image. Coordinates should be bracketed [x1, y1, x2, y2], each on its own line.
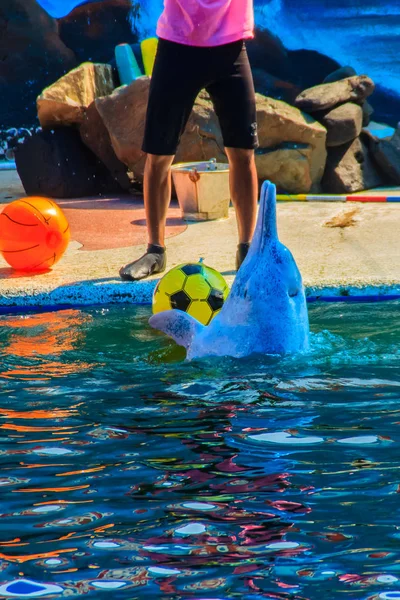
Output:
[219, 180, 310, 355]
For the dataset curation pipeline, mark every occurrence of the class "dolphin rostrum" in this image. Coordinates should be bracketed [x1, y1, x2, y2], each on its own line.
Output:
[149, 181, 310, 359]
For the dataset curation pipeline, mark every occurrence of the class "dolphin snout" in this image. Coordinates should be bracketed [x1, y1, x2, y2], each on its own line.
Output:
[251, 181, 278, 255]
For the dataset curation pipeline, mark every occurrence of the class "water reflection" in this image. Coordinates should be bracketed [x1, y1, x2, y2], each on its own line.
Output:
[0, 310, 95, 379]
[0, 304, 398, 597]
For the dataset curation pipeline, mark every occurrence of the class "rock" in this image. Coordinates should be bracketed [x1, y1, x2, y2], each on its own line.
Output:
[58, 0, 138, 64]
[0, 0, 77, 128]
[287, 49, 341, 89]
[96, 80, 226, 181]
[252, 68, 300, 105]
[321, 137, 384, 193]
[37, 62, 115, 129]
[369, 139, 400, 184]
[80, 101, 132, 191]
[322, 66, 375, 128]
[295, 76, 375, 113]
[175, 91, 227, 166]
[362, 101, 374, 127]
[389, 126, 400, 150]
[255, 143, 313, 193]
[246, 28, 290, 78]
[316, 102, 363, 147]
[323, 66, 357, 84]
[95, 77, 150, 179]
[359, 128, 379, 153]
[96, 81, 327, 193]
[14, 127, 123, 198]
[256, 94, 327, 191]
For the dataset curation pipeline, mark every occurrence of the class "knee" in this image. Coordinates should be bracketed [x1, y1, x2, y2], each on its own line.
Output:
[226, 148, 255, 168]
[145, 153, 174, 175]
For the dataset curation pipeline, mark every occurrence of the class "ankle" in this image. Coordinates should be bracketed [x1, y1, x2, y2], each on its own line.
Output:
[147, 244, 166, 254]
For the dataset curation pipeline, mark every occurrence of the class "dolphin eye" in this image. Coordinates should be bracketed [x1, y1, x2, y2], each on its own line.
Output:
[288, 289, 299, 298]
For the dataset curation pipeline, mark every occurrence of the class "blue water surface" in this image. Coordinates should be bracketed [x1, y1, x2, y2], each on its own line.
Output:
[0, 301, 399, 599]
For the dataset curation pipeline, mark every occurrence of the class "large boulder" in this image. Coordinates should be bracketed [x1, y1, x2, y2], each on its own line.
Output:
[14, 127, 123, 198]
[175, 92, 227, 165]
[252, 68, 300, 105]
[80, 101, 132, 191]
[58, 0, 138, 64]
[362, 101, 374, 127]
[0, 0, 77, 128]
[95, 77, 150, 179]
[322, 137, 384, 193]
[96, 80, 226, 181]
[37, 62, 115, 129]
[256, 143, 313, 193]
[295, 76, 375, 113]
[316, 102, 363, 147]
[369, 139, 400, 184]
[389, 126, 400, 151]
[323, 66, 357, 84]
[359, 128, 379, 153]
[256, 95, 327, 192]
[246, 27, 290, 78]
[287, 49, 341, 89]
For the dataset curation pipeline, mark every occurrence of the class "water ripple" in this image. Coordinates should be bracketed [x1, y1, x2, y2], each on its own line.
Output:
[0, 302, 398, 597]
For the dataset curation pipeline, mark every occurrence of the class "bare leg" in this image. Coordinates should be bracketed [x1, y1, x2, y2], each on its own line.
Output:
[144, 154, 175, 247]
[225, 147, 258, 268]
[120, 154, 174, 281]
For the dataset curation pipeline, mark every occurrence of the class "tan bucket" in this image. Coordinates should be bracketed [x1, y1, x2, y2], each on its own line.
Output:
[171, 159, 230, 221]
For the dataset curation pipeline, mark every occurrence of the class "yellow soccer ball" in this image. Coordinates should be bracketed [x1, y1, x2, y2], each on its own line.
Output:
[152, 262, 229, 326]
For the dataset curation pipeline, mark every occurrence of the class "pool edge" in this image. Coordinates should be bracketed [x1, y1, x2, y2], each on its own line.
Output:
[0, 280, 399, 313]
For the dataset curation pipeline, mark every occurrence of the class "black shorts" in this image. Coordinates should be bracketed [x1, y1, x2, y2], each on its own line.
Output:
[142, 38, 258, 155]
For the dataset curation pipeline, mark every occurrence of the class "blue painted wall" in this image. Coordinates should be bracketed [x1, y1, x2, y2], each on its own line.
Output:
[37, 0, 99, 17]
[37, 0, 399, 97]
[2, 0, 398, 129]
[254, 0, 400, 97]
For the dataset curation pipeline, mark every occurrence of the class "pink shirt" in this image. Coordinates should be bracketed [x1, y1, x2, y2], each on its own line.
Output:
[156, 0, 254, 47]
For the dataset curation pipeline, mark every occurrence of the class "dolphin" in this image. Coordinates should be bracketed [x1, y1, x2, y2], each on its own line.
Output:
[149, 181, 310, 359]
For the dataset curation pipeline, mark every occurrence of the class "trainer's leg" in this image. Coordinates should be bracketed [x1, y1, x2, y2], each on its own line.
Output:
[145, 154, 175, 247]
[119, 154, 174, 281]
[225, 147, 258, 245]
[225, 147, 258, 269]
[205, 42, 259, 269]
[119, 38, 201, 282]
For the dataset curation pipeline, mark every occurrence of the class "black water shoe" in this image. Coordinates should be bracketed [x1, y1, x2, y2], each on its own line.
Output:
[119, 244, 166, 281]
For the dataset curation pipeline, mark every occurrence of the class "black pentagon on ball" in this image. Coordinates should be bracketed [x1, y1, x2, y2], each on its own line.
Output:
[207, 288, 225, 311]
[180, 263, 203, 276]
[170, 290, 191, 311]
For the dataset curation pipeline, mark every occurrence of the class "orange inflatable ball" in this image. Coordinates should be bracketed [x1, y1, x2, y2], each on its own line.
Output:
[0, 197, 70, 272]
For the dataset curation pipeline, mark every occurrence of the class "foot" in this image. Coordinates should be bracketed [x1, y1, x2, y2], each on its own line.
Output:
[119, 244, 167, 281]
[236, 242, 251, 270]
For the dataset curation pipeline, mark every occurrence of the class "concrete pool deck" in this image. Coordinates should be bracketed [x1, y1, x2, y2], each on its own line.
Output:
[1, 169, 400, 309]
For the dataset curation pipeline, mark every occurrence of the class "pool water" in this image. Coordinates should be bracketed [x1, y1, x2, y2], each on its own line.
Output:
[0, 302, 400, 599]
